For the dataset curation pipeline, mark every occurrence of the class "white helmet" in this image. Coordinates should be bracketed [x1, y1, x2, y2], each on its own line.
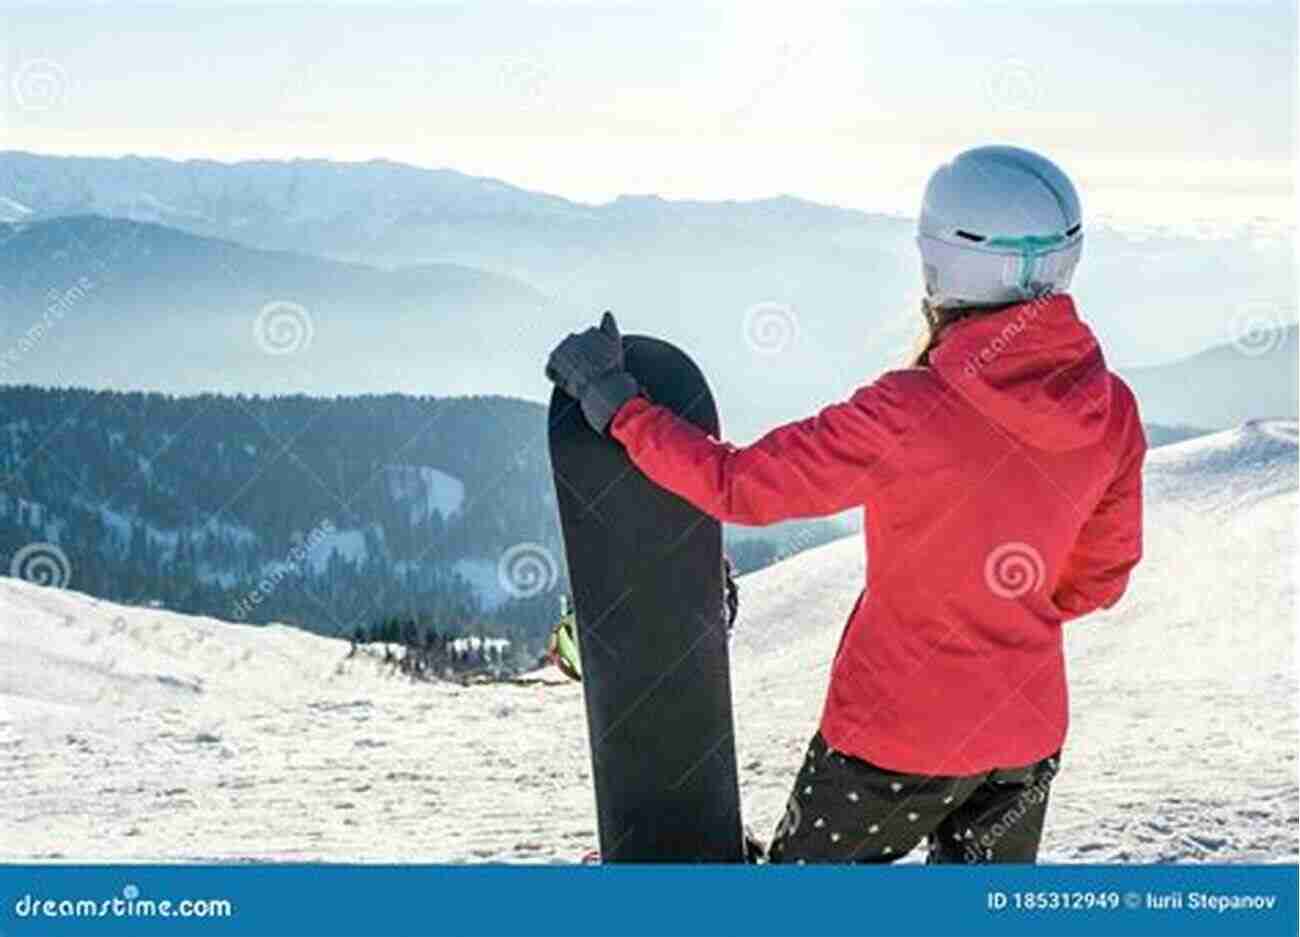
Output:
[917, 145, 1083, 309]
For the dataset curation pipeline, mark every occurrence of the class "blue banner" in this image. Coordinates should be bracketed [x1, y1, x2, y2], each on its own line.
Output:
[1, 864, 1295, 936]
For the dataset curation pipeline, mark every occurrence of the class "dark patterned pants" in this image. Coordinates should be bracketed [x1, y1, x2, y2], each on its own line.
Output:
[768, 732, 1059, 864]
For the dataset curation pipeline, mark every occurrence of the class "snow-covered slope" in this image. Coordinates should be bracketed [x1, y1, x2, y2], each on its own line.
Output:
[382, 464, 465, 524]
[1, 422, 1295, 862]
[1142, 419, 1297, 510]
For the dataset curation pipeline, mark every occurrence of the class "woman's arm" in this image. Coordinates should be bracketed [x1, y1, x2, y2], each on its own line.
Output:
[610, 374, 914, 526]
[1051, 400, 1146, 620]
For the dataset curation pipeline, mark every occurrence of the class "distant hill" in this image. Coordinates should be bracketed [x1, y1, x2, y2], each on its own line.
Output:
[1121, 325, 1298, 429]
[0, 216, 552, 399]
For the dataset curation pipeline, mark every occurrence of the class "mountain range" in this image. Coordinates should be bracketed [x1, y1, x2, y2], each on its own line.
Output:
[0, 215, 548, 400]
[0, 151, 1294, 439]
[1121, 325, 1298, 428]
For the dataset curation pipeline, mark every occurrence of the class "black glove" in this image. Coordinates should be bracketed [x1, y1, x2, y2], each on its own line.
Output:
[546, 312, 641, 434]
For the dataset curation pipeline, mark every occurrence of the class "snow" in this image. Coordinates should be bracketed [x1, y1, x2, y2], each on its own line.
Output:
[0, 421, 1294, 863]
[1142, 419, 1297, 512]
[63, 497, 260, 557]
[448, 636, 510, 655]
[382, 465, 464, 524]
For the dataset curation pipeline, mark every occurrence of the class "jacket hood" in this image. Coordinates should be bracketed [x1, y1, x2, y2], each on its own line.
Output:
[929, 294, 1112, 452]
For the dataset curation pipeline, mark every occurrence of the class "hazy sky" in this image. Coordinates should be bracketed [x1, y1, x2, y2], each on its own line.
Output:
[1, 1, 1295, 225]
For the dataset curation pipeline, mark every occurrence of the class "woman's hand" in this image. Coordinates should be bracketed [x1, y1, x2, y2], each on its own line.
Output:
[545, 312, 641, 434]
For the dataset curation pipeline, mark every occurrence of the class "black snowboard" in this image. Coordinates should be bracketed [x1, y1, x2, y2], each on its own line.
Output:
[548, 335, 744, 863]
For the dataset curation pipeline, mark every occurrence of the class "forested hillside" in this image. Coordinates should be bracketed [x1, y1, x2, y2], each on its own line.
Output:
[0, 387, 559, 656]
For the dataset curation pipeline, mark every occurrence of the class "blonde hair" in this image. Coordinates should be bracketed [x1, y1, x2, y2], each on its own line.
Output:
[909, 298, 992, 367]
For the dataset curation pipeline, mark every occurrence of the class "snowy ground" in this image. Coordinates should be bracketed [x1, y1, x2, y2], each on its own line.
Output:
[1, 421, 1295, 863]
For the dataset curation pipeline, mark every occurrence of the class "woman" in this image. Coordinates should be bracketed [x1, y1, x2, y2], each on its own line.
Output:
[545, 145, 1145, 864]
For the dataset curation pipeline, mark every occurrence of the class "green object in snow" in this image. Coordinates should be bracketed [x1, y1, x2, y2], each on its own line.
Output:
[548, 611, 582, 681]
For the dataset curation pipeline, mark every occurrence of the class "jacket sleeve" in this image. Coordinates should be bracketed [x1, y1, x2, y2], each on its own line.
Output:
[608, 374, 913, 525]
[1051, 404, 1146, 621]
